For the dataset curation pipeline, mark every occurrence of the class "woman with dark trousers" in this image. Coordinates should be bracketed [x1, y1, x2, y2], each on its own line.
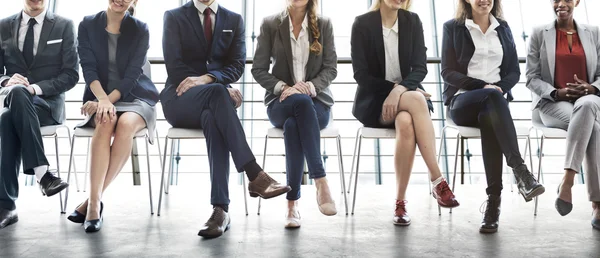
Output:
[67, 0, 159, 233]
[252, 0, 337, 228]
[526, 0, 600, 229]
[351, 0, 459, 227]
[441, 0, 544, 233]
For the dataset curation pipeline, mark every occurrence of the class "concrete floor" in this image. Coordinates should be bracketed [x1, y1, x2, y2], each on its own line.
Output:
[1, 174, 599, 258]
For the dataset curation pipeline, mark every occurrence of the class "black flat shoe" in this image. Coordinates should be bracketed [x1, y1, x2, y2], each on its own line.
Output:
[84, 203, 104, 233]
[68, 201, 103, 224]
[555, 184, 573, 216]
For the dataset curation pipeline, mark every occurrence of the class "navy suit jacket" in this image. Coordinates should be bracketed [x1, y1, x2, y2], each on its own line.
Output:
[78, 11, 158, 106]
[441, 18, 520, 106]
[161, 1, 246, 103]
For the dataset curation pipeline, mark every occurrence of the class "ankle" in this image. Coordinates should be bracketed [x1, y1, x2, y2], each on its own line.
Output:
[287, 200, 298, 209]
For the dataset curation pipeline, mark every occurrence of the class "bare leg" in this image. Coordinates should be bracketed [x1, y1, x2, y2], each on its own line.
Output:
[394, 111, 417, 201]
[86, 118, 117, 221]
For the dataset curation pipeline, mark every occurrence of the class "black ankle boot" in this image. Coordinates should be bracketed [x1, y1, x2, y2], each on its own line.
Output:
[513, 164, 545, 202]
[480, 194, 501, 233]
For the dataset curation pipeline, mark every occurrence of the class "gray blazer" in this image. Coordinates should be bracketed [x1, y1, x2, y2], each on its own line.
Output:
[526, 21, 600, 109]
[0, 12, 79, 123]
[251, 13, 337, 106]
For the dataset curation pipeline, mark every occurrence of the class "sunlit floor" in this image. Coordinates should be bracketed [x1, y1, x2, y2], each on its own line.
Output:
[1, 173, 599, 258]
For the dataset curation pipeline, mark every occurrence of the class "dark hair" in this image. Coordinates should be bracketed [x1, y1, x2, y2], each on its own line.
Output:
[127, 5, 135, 16]
[455, 0, 503, 23]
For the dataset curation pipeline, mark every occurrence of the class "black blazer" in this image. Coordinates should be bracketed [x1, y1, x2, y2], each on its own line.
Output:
[160, 1, 245, 104]
[351, 9, 430, 127]
[440, 18, 520, 106]
[78, 11, 158, 106]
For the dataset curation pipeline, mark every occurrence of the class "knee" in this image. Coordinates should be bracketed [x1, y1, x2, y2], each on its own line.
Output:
[575, 96, 600, 113]
[402, 91, 427, 107]
[0, 109, 12, 128]
[290, 94, 313, 109]
[482, 88, 504, 102]
[207, 83, 228, 98]
[116, 117, 142, 136]
[94, 119, 117, 137]
[283, 117, 298, 131]
[6, 85, 30, 102]
[395, 112, 414, 138]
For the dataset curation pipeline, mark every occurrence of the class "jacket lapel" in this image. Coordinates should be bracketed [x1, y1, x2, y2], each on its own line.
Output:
[116, 14, 135, 72]
[278, 15, 295, 81]
[576, 22, 597, 83]
[10, 14, 27, 69]
[397, 10, 409, 78]
[543, 22, 556, 81]
[372, 11, 385, 78]
[184, 2, 208, 52]
[31, 12, 55, 68]
[210, 6, 226, 55]
[305, 20, 316, 81]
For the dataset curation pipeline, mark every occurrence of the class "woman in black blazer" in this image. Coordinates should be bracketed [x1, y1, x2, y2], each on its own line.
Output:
[441, 0, 543, 233]
[67, 0, 159, 233]
[351, 0, 459, 227]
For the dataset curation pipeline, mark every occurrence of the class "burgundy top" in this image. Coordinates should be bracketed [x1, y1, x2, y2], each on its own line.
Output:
[554, 30, 588, 89]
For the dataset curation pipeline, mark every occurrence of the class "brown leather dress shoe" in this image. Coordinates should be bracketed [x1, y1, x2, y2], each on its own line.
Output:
[248, 171, 291, 199]
[393, 200, 411, 226]
[198, 207, 230, 238]
[432, 179, 460, 208]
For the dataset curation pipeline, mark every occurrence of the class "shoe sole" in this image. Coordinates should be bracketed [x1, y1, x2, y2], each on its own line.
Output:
[479, 227, 498, 233]
[198, 223, 231, 239]
[438, 203, 460, 209]
[393, 221, 411, 226]
[0, 216, 18, 229]
[592, 222, 600, 230]
[44, 183, 69, 197]
[521, 186, 546, 202]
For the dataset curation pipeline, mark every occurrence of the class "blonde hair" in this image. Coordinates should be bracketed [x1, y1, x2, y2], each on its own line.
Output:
[370, 0, 412, 11]
[287, 0, 322, 55]
[455, 0, 503, 23]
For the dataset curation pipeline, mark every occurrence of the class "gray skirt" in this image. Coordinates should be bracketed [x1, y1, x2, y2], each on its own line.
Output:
[76, 99, 156, 144]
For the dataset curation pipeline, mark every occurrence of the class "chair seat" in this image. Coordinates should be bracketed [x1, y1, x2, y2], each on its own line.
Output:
[40, 124, 67, 137]
[166, 128, 205, 139]
[446, 118, 531, 138]
[360, 127, 396, 139]
[74, 127, 148, 138]
[266, 125, 340, 139]
[532, 121, 567, 138]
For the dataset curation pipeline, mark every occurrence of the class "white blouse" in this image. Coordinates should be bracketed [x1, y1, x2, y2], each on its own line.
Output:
[465, 15, 503, 86]
[383, 18, 403, 84]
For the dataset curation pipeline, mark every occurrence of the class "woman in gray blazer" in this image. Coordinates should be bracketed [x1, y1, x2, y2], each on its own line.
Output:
[251, 0, 337, 228]
[526, 0, 600, 229]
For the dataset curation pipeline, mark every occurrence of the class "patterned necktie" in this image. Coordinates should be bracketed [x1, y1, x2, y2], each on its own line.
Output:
[203, 8, 213, 48]
[23, 18, 37, 67]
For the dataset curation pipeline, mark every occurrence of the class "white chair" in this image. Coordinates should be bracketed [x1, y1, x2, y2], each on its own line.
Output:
[530, 108, 567, 215]
[438, 114, 534, 213]
[157, 128, 249, 216]
[38, 124, 75, 213]
[64, 127, 159, 215]
[257, 120, 349, 215]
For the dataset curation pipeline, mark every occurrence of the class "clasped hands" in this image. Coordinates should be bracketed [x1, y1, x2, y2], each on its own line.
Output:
[81, 98, 116, 124]
[555, 74, 597, 101]
[279, 81, 315, 102]
[175, 75, 243, 108]
[3, 73, 35, 95]
[381, 84, 431, 122]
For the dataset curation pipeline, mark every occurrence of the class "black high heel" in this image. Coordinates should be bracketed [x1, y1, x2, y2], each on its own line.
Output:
[68, 201, 103, 224]
[84, 202, 104, 233]
[555, 183, 573, 216]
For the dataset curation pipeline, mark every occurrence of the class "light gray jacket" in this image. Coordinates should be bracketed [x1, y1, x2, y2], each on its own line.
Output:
[526, 21, 600, 109]
[251, 13, 337, 106]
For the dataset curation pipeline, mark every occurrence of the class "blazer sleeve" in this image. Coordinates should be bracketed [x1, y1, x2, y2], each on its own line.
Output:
[207, 14, 246, 85]
[591, 26, 600, 89]
[398, 14, 427, 91]
[494, 25, 520, 93]
[525, 28, 556, 101]
[0, 39, 8, 85]
[35, 19, 79, 96]
[309, 18, 337, 93]
[351, 17, 395, 92]
[162, 10, 202, 85]
[251, 18, 282, 94]
[440, 22, 487, 90]
[114, 24, 149, 100]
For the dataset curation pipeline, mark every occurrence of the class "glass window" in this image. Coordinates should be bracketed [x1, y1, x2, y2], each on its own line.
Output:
[134, 0, 181, 58]
[0, 1, 24, 18]
[55, 0, 106, 27]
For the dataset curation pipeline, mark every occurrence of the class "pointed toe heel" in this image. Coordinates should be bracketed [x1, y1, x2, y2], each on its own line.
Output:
[555, 198, 573, 216]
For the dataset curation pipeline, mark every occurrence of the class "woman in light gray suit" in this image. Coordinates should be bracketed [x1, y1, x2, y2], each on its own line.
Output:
[526, 0, 600, 229]
[251, 0, 337, 228]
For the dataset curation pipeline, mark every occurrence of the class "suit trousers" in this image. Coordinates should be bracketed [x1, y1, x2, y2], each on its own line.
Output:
[267, 94, 330, 200]
[537, 95, 600, 202]
[449, 88, 524, 196]
[0, 86, 57, 210]
[161, 83, 255, 206]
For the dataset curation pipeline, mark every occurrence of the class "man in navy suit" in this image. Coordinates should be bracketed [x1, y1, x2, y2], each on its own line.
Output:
[161, 0, 291, 238]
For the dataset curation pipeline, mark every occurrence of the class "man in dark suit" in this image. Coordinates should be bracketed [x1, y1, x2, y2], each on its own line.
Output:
[161, 0, 291, 239]
[0, 0, 79, 229]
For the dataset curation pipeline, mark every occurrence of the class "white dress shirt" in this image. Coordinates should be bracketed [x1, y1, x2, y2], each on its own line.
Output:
[15, 10, 46, 95]
[194, 0, 217, 32]
[273, 15, 316, 96]
[383, 18, 402, 84]
[463, 15, 503, 93]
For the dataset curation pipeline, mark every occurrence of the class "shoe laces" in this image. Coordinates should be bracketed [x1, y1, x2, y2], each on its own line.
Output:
[437, 182, 454, 198]
[395, 200, 407, 212]
[480, 199, 499, 221]
[209, 207, 224, 221]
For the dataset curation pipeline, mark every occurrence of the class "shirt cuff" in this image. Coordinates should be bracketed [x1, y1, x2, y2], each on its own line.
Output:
[206, 73, 217, 83]
[274, 81, 286, 95]
[306, 81, 317, 97]
[31, 84, 43, 96]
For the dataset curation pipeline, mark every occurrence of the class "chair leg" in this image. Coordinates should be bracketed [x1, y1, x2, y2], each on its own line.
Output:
[54, 134, 65, 214]
[156, 129, 163, 171]
[534, 136, 545, 216]
[258, 135, 268, 215]
[66, 128, 80, 192]
[165, 141, 176, 194]
[145, 137, 154, 215]
[450, 134, 460, 214]
[435, 126, 448, 194]
[243, 176, 249, 216]
[336, 136, 349, 215]
[83, 138, 91, 192]
[64, 136, 77, 213]
[158, 137, 171, 216]
[348, 128, 362, 194]
[351, 135, 363, 215]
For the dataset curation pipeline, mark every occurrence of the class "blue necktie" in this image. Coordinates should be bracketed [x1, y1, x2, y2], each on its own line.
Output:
[23, 18, 36, 67]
